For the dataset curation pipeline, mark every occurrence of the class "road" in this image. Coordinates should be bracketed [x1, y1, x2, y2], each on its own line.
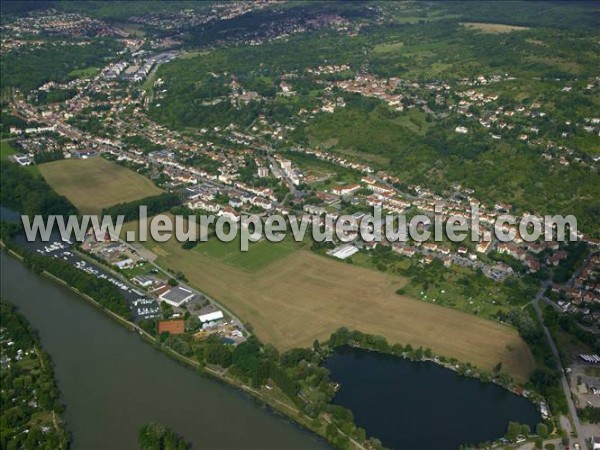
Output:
[566, 251, 594, 288]
[531, 280, 587, 450]
[267, 154, 298, 198]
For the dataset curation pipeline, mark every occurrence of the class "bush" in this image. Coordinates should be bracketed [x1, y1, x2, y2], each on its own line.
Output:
[536, 423, 548, 439]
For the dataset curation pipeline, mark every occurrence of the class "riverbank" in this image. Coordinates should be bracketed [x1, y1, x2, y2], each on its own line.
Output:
[1, 251, 330, 449]
[0, 242, 354, 449]
[1, 236, 550, 450]
[0, 297, 69, 449]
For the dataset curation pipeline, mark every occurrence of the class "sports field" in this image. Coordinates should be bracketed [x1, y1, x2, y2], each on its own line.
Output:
[123, 219, 535, 381]
[39, 157, 162, 214]
[194, 234, 299, 272]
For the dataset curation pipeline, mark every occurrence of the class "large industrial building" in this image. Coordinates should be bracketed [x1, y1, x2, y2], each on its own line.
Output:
[159, 286, 195, 307]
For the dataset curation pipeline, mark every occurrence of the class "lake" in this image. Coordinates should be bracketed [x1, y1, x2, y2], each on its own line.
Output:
[0, 205, 540, 449]
[325, 346, 541, 450]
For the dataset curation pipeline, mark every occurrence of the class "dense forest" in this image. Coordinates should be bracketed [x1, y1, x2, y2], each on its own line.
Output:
[101, 192, 181, 222]
[0, 39, 119, 93]
[0, 163, 77, 218]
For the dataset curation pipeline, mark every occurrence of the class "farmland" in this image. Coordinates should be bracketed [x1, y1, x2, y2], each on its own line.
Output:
[39, 157, 162, 214]
[122, 218, 535, 382]
[461, 22, 530, 34]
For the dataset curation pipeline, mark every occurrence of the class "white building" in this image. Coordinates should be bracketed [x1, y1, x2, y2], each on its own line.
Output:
[328, 244, 359, 260]
[199, 310, 224, 323]
[114, 258, 135, 269]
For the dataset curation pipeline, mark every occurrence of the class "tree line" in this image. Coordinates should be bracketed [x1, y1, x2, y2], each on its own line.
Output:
[138, 422, 190, 450]
[101, 192, 181, 222]
[0, 162, 77, 218]
[0, 298, 70, 450]
[1, 232, 132, 320]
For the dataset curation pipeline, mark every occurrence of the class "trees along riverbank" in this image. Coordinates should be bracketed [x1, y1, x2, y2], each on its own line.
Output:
[0, 219, 562, 450]
[0, 227, 365, 450]
[0, 298, 70, 449]
[138, 422, 190, 450]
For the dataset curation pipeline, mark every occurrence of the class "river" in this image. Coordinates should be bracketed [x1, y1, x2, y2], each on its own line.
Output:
[325, 346, 541, 450]
[0, 205, 540, 450]
[0, 251, 328, 450]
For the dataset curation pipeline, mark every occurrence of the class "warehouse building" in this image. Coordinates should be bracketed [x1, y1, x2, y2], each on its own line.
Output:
[159, 286, 195, 307]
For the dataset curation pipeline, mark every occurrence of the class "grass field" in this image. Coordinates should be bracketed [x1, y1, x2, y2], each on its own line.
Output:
[69, 67, 99, 79]
[123, 219, 535, 381]
[373, 41, 404, 54]
[39, 157, 162, 214]
[195, 235, 300, 272]
[0, 140, 17, 160]
[347, 250, 535, 321]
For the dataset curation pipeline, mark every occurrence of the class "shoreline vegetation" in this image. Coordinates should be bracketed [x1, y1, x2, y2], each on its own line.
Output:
[1, 234, 555, 450]
[0, 237, 367, 450]
[119, 212, 535, 381]
[0, 297, 70, 449]
[138, 422, 190, 450]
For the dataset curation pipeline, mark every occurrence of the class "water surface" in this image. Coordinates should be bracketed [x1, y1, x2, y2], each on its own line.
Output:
[325, 346, 541, 450]
[1, 252, 327, 450]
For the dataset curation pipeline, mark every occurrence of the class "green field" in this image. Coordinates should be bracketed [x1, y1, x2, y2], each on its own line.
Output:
[333, 247, 537, 321]
[195, 235, 300, 272]
[373, 41, 404, 54]
[461, 22, 530, 34]
[69, 67, 100, 79]
[0, 140, 17, 160]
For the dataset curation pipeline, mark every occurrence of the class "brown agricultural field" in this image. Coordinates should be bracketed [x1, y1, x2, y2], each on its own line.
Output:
[123, 218, 535, 382]
[462, 22, 531, 34]
[39, 157, 162, 214]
